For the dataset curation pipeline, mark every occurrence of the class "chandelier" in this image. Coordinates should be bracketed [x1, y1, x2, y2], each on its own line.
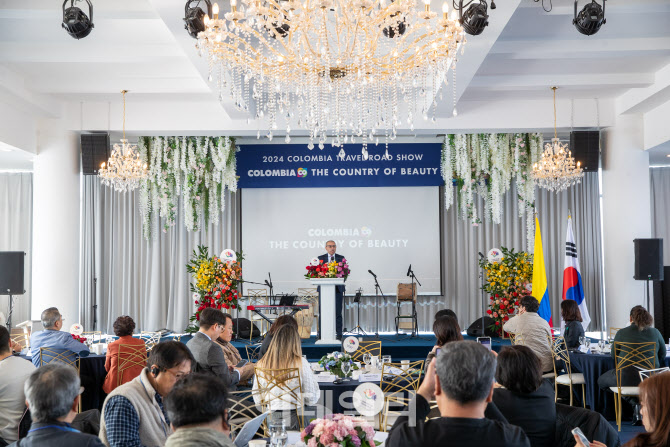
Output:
[197, 0, 466, 153]
[532, 87, 583, 192]
[99, 90, 148, 193]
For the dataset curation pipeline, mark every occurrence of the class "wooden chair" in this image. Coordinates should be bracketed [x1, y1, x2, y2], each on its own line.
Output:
[609, 327, 621, 340]
[248, 289, 270, 341]
[245, 343, 262, 362]
[550, 336, 586, 408]
[395, 283, 417, 335]
[117, 344, 147, 387]
[351, 341, 382, 364]
[254, 366, 305, 431]
[139, 332, 161, 352]
[610, 341, 657, 431]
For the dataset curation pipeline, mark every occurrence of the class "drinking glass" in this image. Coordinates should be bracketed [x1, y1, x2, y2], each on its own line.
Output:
[341, 361, 351, 381]
[597, 340, 605, 353]
[382, 355, 392, 367]
[363, 353, 371, 369]
[269, 412, 288, 447]
[578, 336, 586, 347]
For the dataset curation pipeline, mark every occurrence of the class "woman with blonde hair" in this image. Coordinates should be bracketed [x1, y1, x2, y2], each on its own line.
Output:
[252, 324, 319, 429]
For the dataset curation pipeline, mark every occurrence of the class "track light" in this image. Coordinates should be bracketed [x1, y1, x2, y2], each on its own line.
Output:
[457, 0, 490, 36]
[573, 0, 606, 36]
[184, 0, 212, 39]
[62, 0, 94, 40]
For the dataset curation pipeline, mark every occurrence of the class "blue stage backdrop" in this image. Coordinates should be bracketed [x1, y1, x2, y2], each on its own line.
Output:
[237, 143, 443, 188]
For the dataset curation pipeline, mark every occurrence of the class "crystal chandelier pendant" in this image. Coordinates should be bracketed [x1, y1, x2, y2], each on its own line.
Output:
[532, 87, 584, 192]
[197, 0, 466, 154]
[98, 90, 148, 193]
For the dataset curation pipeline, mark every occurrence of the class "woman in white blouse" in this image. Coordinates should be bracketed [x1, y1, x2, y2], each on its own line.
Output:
[252, 324, 320, 429]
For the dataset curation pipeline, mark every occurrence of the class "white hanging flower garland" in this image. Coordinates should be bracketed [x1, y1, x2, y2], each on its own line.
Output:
[138, 136, 237, 240]
[441, 133, 543, 247]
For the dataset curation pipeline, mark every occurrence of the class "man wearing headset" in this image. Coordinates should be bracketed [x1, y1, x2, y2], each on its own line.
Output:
[100, 341, 194, 447]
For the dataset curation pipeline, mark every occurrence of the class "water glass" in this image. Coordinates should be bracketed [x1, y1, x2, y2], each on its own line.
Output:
[269, 413, 288, 447]
[578, 336, 587, 347]
[597, 340, 605, 353]
[363, 353, 371, 369]
[341, 361, 351, 380]
[382, 355, 392, 366]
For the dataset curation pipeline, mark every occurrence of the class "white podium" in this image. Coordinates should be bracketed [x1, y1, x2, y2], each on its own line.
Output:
[310, 278, 345, 345]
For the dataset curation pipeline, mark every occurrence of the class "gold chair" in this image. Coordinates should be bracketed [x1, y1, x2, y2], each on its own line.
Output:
[351, 341, 382, 364]
[381, 394, 411, 432]
[254, 366, 305, 431]
[10, 330, 29, 351]
[81, 331, 102, 344]
[394, 283, 417, 334]
[609, 327, 621, 340]
[228, 389, 266, 439]
[139, 332, 162, 352]
[380, 360, 424, 396]
[38, 348, 81, 412]
[509, 332, 525, 346]
[550, 336, 586, 408]
[245, 343, 263, 362]
[610, 341, 657, 431]
[248, 289, 270, 341]
[117, 344, 147, 387]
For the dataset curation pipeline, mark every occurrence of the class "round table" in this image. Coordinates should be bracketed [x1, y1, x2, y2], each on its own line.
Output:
[317, 379, 362, 415]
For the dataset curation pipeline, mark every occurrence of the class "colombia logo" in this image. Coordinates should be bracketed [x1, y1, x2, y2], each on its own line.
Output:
[297, 168, 308, 177]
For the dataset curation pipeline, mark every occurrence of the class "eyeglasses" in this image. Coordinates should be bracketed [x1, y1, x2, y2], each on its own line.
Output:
[326, 244, 336, 248]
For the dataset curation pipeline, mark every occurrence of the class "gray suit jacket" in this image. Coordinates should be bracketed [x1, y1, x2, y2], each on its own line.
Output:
[186, 332, 239, 390]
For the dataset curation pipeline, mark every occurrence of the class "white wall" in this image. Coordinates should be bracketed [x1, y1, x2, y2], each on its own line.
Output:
[31, 120, 80, 325]
[601, 114, 652, 329]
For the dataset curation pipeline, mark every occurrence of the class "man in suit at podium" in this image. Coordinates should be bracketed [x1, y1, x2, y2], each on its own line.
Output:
[318, 240, 346, 340]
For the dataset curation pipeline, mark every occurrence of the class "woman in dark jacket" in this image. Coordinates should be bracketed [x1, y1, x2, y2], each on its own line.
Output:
[561, 299, 585, 349]
[258, 315, 298, 359]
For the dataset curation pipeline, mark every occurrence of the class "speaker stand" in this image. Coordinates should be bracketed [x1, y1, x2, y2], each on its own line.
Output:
[6, 294, 14, 329]
[646, 277, 651, 312]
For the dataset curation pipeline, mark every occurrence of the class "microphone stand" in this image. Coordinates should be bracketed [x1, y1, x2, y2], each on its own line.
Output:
[478, 252, 487, 337]
[371, 274, 393, 342]
[237, 279, 271, 344]
[407, 266, 429, 340]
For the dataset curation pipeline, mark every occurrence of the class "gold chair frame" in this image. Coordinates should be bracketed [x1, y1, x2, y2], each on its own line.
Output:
[550, 336, 586, 408]
[380, 360, 424, 396]
[611, 341, 656, 432]
[609, 327, 621, 340]
[117, 344, 147, 387]
[39, 347, 81, 412]
[139, 331, 162, 352]
[245, 343, 263, 362]
[248, 289, 270, 341]
[509, 332, 525, 346]
[381, 394, 412, 432]
[638, 366, 670, 381]
[254, 366, 305, 431]
[10, 331, 29, 350]
[351, 341, 382, 364]
[228, 388, 266, 439]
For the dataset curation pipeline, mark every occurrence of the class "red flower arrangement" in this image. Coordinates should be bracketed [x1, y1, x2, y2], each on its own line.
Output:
[71, 334, 88, 344]
[304, 258, 350, 280]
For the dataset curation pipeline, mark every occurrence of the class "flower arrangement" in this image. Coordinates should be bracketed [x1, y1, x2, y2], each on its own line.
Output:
[72, 334, 88, 344]
[301, 414, 378, 447]
[186, 245, 243, 333]
[138, 136, 237, 240]
[442, 133, 543, 247]
[305, 258, 350, 280]
[318, 352, 359, 379]
[479, 247, 533, 334]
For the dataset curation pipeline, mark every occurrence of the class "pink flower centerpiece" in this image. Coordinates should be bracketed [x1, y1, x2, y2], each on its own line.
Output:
[301, 414, 378, 447]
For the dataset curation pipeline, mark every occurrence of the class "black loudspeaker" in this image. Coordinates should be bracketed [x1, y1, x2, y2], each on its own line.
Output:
[634, 239, 664, 281]
[653, 266, 670, 342]
[81, 133, 110, 175]
[466, 316, 497, 337]
[570, 131, 600, 172]
[0, 251, 25, 295]
[233, 318, 260, 339]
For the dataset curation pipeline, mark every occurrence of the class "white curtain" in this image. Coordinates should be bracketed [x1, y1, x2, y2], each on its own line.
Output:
[650, 167, 670, 265]
[80, 176, 240, 333]
[0, 173, 33, 327]
[82, 173, 604, 333]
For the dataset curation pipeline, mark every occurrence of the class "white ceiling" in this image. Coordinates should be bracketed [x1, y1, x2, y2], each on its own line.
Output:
[0, 0, 670, 169]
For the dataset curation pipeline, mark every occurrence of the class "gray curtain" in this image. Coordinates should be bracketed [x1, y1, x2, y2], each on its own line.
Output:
[0, 173, 33, 327]
[82, 173, 603, 334]
[344, 172, 604, 333]
[650, 167, 670, 265]
[80, 176, 240, 333]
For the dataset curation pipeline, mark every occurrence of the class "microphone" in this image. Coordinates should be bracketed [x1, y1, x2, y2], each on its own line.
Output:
[478, 252, 485, 259]
[264, 279, 271, 287]
[368, 269, 377, 278]
[406, 264, 412, 277]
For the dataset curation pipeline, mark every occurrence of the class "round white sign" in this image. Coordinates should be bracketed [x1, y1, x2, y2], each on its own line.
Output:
[352, 382, 385, 417]
[70, 323, 83, 335]
[220, 249, 237, 263]
[487, 248, 504, 264]
[342, 336, 359, 353]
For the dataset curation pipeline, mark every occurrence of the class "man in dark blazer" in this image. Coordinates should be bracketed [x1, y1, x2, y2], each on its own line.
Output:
[317, 240, 346, 340]
[186, 308, 240, 391]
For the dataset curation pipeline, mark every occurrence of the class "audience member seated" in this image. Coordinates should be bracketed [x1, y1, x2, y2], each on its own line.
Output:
[215, 314, 254, 384]
[100, 341, 194, 447]
[29, 307, 89, 367]
[575, 372, 670, 447]
[486, 345, 556, 447]
[425, 315, 463, 372]
[598, 306, 666, 391]
[164, 374, 234, 447]
[435, 308, 458, 324]
[503, 296, 553, 374]
[258, 315, 298, 359]
[9, 363, 104, 447]
[186, 308, 240, 390]
[252, 324, 319, 430]
[103, 316, 146, 394]
[387, 341, 530, 447]
[560, 300, 585, 350]
[0, 326, 35, 446]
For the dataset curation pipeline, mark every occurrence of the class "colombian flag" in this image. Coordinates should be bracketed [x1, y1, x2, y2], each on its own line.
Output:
[532, 216, 552, 326]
